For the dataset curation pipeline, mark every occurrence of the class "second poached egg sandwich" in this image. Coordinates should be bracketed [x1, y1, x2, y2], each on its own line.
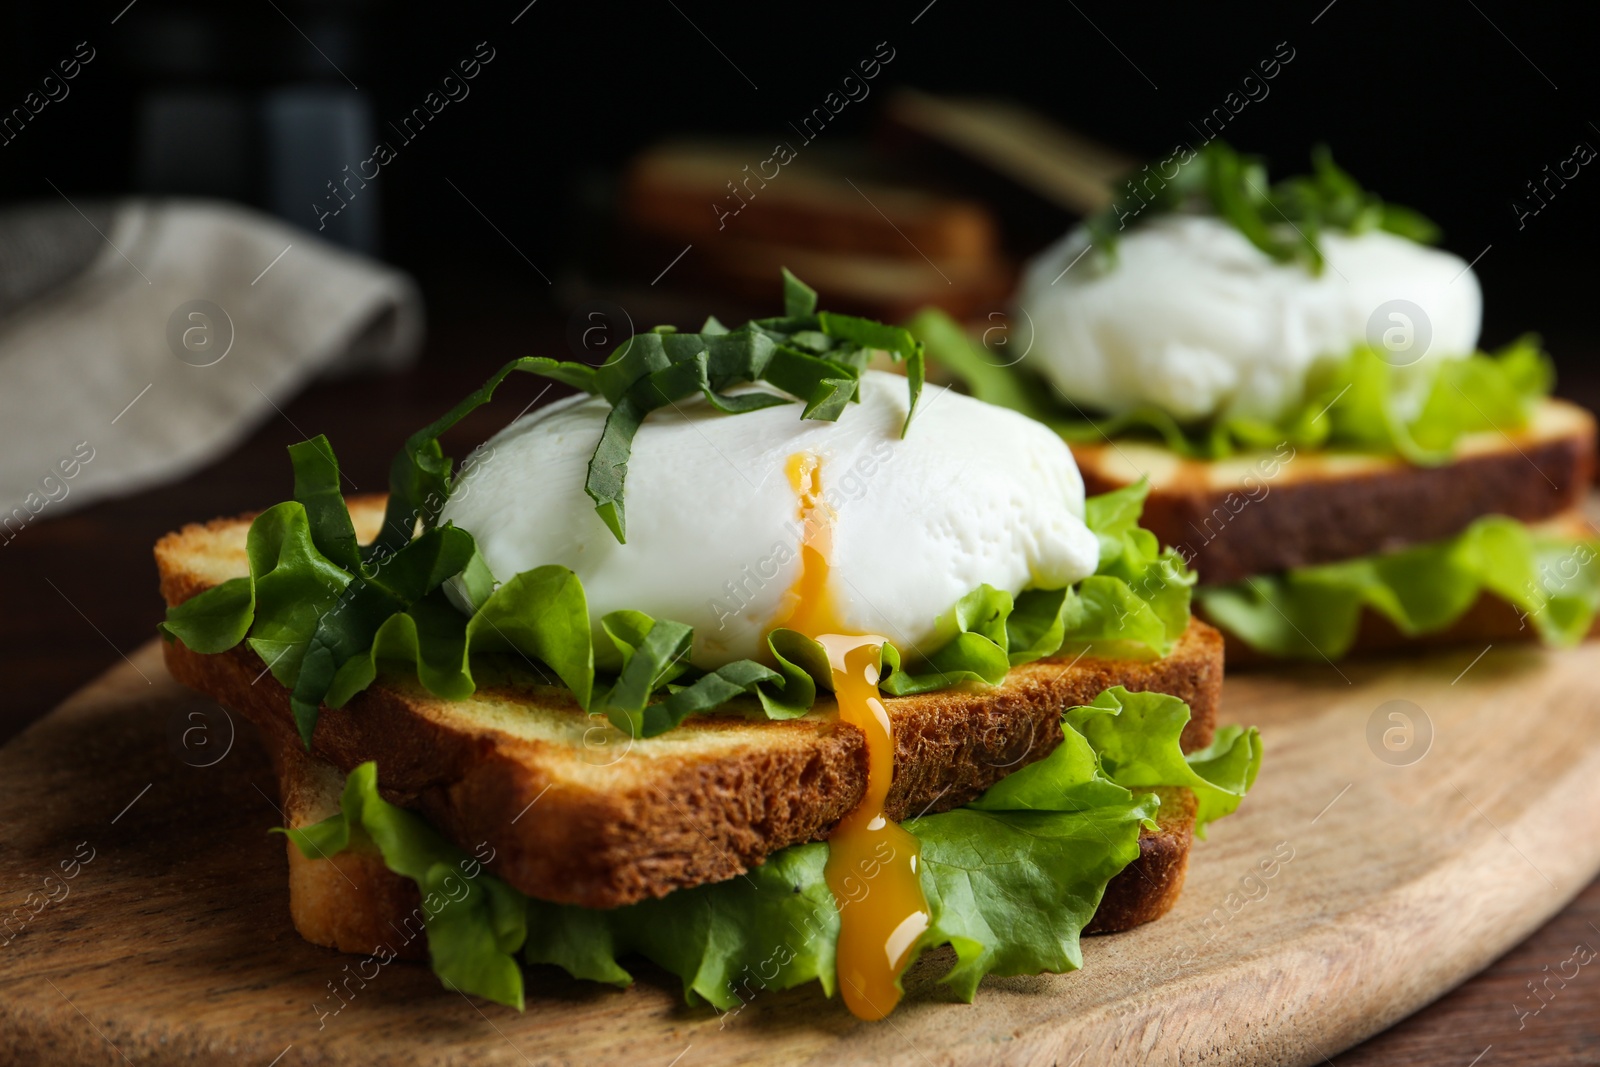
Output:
[914, 142, 1600, 662]
[1017, 212, 1482, 426]
[157, 272, 1258, 1021]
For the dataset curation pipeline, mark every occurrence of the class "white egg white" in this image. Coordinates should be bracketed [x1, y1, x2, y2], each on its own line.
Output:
[1016, 214, 1484, 424]
[439, 370, 1101, 666]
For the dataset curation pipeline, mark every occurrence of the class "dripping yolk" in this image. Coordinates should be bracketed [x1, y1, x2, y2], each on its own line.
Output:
[774, 451, 930, 1022]
[816, 637, 930, 1022]
[775, 451, 848, 637]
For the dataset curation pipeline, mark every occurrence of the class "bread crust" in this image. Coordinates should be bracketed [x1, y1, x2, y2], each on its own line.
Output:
[1084, 787, 1195, 935]
[157, 498, 1223, 909]
[272, 737, 429, 961]
[1074, 398, 1596, 587]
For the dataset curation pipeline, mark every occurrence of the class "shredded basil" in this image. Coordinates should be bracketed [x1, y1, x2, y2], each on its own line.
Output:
[375, 270, 923, 549]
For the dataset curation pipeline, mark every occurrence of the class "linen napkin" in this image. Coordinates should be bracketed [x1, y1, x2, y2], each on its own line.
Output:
[0, 198, 421, 535]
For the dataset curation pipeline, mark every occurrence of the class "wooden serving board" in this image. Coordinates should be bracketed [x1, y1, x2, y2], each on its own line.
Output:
[4, 638, 1600, 1066]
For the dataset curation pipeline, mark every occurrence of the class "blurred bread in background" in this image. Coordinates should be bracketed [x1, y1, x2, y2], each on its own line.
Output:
[878, 89, 1133, 236]
[609, 89, 1130, 325]
[621, 140, 1009, 321]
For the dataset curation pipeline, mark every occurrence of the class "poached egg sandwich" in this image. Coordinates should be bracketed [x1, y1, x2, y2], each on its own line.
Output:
[157, 273, 1258, 1020]
[915, 143, 1600, 661]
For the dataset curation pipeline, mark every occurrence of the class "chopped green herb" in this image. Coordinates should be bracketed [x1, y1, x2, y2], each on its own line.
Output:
[1086, 141, 1440, 274]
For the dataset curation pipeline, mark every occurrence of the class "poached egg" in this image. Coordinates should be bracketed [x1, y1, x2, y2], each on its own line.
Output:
[439, 370, 1100, 666]
[1016, 214, 1484, 423]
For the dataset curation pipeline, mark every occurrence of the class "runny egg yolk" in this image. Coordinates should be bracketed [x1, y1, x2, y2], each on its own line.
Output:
[775, 451, 931, 1022]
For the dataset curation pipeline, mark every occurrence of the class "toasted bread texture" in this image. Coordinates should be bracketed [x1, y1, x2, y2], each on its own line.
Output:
[267, 731, 1194, 960]
[1072, 398, 1596, 586]
[1083, 786, 1195, 935]
[158, 496, 1223, 908]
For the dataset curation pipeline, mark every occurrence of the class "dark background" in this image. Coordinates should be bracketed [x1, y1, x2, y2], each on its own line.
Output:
[3, 0, 1596, 354]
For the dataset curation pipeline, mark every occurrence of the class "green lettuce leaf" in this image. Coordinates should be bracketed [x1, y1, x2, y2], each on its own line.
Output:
[373, 358, 599, 558]
[1060, 687, 1262, 834]
[523, 797, 1154, 1011]
[525, 842, 840, 1010]
[517, 684, 1260, 1008]
[1198, 516, 1600, 659]
[880, 584, 1015, 695]
[290, 435, 362, 571]
[908, 802, 1153, 1000]
[288, 524, 478, 745]
[911, 307, 1554, 464]
[160, 499, 350, 673]
[279, 762, 529, 1009]
[287, 687, 1259, 1012]
[324, 565, 596, 708]
[325, 580, 829, 737]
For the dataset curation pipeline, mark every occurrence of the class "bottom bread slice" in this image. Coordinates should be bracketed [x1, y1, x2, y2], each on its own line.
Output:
[268, 730, 1196, 965]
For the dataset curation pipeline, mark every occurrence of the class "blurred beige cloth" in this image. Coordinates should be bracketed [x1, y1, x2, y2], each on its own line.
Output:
[0, 199, 421, 530]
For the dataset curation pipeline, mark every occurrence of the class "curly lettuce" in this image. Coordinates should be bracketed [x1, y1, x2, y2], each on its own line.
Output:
[911, 307, 1554, 465]
[1198, 515, 1600, 659]
[880, 481, 1192, 694]
[285, 687, 1259, 1011]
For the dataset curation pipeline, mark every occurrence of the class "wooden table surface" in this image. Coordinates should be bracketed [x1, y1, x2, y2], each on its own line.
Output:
[3, 279, 1598, 1065]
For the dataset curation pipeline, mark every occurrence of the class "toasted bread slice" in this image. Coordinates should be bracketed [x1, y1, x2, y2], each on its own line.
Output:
[1212, 510, 1600, 664]
[1072, 398, 1596, 587]
[267, 730, 1194, 958]
[270, 732, 427, 962]
[157, 496, 1223, 909]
